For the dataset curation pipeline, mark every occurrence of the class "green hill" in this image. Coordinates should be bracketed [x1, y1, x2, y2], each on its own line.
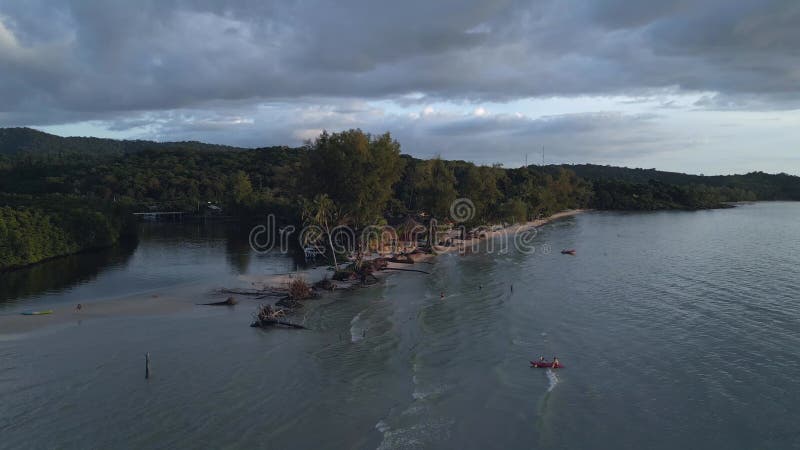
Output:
[2, 127, 799, 269]
[547, 164, 800, 201]
[0, 127, 244, 160]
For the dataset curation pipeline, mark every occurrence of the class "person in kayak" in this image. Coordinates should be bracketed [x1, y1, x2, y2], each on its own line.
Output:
[552, 356, 560, 368]
[539, 356, 545, 363]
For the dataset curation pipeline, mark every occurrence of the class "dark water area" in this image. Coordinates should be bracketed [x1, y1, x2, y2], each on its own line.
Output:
[1, 203, 799, 449]
[0, 222, 297, 313]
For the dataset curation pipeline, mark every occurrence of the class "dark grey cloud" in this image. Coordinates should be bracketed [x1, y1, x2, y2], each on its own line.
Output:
[2, 0, 799, 126]
[2, 0, 799, 175]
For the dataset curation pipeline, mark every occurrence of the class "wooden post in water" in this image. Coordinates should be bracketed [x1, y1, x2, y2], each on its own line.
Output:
[145, 352, 151, 379]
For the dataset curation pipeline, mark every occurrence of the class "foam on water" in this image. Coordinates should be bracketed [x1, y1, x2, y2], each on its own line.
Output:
[546, 369, 559, 393]
[375, 420, 390, 434]
[411, 383, 452, 401]
[349, 310, 367, 342]
[376, 418, 455, 450]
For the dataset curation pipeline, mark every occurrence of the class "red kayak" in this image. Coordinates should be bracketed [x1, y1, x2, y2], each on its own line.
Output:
[530, 361, 564, 369]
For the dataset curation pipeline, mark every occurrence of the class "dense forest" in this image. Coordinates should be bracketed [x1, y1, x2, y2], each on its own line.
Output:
[1, 127, 799, 270]
[551, 164, 800, 202]
[0, 193, 135, 270]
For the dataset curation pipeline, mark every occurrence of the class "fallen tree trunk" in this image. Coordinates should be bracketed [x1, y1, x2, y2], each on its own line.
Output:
[216, 288, 262, 295]
[251, 304, 307, 329]
[216, 288, 286, 297]
[382, 267, 431, 275]
[199, 296, 238, 306]
[250, 320, 308, 329]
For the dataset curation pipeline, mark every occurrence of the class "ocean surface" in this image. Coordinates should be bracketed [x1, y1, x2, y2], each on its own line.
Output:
[1, 203, 799, 449]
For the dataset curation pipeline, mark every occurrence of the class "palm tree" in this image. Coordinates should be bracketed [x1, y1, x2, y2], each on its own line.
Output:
[302, 194, 341, 269]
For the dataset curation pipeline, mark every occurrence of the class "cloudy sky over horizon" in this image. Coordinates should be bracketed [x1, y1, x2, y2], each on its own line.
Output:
[1, 0, 799, 174]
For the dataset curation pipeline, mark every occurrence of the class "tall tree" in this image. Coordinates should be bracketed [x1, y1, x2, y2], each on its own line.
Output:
[414, 157, 457, 219]
[301, 194, 342, 268]
[305, 129, 405, 227]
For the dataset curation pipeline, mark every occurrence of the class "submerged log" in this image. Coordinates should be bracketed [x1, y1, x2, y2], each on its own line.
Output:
[215, 288, 288, 299]
[250, 319, 308, 329]
[216, 288, 263, 296]
[382, 267, 431, 275]
[199, 296, 238, 306]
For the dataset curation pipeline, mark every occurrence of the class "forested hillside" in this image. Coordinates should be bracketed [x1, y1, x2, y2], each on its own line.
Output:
[553, 164, 800, 202]
[0, 194, 135, 270]
[2, 127, 798, 269]
[0, 127, 242, 160]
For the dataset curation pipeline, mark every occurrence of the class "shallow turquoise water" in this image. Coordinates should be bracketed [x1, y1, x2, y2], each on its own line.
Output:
[1, 203, 799, 449]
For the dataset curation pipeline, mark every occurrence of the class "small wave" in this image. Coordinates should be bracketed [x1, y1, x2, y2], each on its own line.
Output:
[412, 383, 452, 401]
[375, 420, 391, 434]
[546, 369, 559, 393]
[401, 404, 426, 416]
[349, 310, 367, 342]
[377, 418, 455, 450]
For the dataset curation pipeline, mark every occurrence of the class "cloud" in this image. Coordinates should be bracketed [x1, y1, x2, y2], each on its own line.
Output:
[1, 0, 799, 122]
[2, 1, 799, 174]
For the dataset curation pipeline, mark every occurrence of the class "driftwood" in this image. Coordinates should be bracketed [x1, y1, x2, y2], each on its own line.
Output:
[287, 278, 314, 300]
[199, 296, 238, 306]
[333, 270, 358, 281]
[216, 288, 285, 297]
[251, 304, 307, 329]
[216, 288, 262, 295]
[389, 254, 415, 264]
[361, 273, 379, 285]
[250, 320, 308, 329]
[315, 278, 335, 291]
[383, 267, 431, 275]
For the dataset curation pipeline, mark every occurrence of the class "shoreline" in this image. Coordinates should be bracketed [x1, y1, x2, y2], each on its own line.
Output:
[0, 209, 586, 337]
[243, 209, 587, 286]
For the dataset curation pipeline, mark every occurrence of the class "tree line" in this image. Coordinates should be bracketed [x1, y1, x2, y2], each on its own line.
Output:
[0, 194, 135, 270]
[2, 127, 798, 269]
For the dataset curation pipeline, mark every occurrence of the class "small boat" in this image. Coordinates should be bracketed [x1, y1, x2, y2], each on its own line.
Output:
[530, 360, 564, 369]
[21, 310, 54, 316]
[560, 249, 576, 255]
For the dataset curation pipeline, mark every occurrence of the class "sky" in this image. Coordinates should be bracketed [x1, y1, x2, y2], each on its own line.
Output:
[1, 0, 799, 175]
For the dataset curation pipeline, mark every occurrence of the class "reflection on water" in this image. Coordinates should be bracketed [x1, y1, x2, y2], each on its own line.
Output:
[224, 224, 253, 275]
[0, 221, 297, 312]
[0, 238, 137, 305]
[2, 204, 799, 449]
